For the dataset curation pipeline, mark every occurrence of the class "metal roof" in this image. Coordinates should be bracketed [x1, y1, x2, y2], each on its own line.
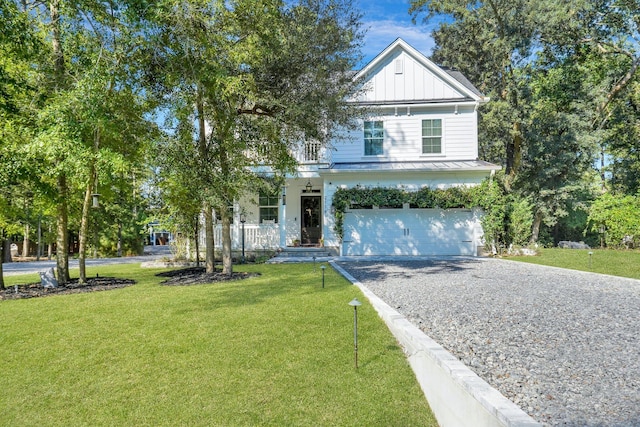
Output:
[442, 68, 485, 98]
[320, 160, 501, 173]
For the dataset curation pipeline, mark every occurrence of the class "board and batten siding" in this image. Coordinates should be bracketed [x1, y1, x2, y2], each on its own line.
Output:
[358, 49, 466, 103]
[330, 106, 478, 163]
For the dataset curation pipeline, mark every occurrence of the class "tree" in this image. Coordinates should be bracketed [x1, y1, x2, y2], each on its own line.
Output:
[516, 54, 599, 243]
[410, 0, 543, 177]
[410, 0, 640, 245]
[587, 192, 640, 248]
[0, 0, 43, 287]
[147, 0, 363, 275]
[6, 0, 158, 283]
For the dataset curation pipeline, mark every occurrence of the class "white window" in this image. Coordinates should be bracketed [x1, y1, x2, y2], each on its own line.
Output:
[259, 191, 279, 223]
[364, 121, 384, 156]
[422, 119, 442, 154]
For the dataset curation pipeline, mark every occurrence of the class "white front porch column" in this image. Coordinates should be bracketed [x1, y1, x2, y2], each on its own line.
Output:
[279, 186, 287, 248]
[232, 201, 240, 249]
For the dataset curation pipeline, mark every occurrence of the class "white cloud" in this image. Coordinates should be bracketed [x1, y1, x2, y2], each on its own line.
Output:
[359, 19, 436, 67]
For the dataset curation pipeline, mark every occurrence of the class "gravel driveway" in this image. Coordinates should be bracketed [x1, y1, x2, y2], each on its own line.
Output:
[336, 258, 640, 427]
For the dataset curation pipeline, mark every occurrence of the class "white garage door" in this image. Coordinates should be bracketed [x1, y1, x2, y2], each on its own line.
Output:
[342, 208, 480, 256]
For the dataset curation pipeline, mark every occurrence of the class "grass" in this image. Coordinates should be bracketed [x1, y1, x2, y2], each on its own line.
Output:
[507, 247, 640, 280]
[0, 263, 436, 426]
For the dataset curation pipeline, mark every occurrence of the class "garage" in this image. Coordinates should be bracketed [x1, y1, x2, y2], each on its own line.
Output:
[342, 208, 482, 256]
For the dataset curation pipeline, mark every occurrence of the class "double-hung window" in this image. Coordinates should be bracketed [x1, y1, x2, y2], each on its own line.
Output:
[422, 119, 442, 154]
[259, 191, 279, 223]
[364, 121, 384, 156]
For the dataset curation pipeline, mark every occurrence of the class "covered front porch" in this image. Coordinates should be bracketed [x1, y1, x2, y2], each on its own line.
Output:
[197, 175, 334, 254]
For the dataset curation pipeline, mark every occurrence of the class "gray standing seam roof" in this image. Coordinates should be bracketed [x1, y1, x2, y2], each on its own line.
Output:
[442, 68, 485, 98]
[322, 160, 501, 172]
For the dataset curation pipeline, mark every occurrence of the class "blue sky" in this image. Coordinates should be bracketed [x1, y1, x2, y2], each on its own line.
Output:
[357, 0, 439, 67]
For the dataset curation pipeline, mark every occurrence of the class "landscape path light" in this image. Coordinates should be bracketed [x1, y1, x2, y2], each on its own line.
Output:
[589, 251, 593, 269]
[349, 298, 362, 368]
[320, 264, 326, 288]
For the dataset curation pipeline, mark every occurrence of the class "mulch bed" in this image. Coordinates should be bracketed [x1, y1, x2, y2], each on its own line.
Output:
[157, 266, 260, 286]
[1, 266, 258, 300]
[0, 276, 136, 300]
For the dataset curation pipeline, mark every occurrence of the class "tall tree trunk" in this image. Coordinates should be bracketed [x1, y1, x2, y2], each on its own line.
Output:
[194, 215, 200, 267]
[600, 145, 606, 189]
[3, 239, 12, 263]
[506, 121, 523, 177]
[56, 173, 70, 284]
[117, 223, 122, 257]
[78, 166, 94, 283]
[0, 231, 5, 289]
[529, 210, 543, 245]
[49, 0, 65, 87]
[22, 223, 30, 257]
[204, 203, 215, 273]
[36, 214, 41, 261]
[48, 224, 53, 260]
[50, 0, 69, 284]
[196, 88, 215, 273]
[221, 205, 233, 276]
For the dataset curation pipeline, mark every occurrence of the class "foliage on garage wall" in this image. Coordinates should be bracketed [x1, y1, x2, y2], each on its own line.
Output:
[331, 178, 507, 244]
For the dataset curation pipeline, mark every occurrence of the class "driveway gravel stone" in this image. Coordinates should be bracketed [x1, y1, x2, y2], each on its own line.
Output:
[336, 258, 640, 427]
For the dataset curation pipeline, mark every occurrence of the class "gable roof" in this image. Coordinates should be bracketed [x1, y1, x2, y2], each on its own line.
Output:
[354, 38, 488, 104]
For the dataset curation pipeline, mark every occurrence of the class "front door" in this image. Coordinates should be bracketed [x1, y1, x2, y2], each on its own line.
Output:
[301, 196, 321, 245]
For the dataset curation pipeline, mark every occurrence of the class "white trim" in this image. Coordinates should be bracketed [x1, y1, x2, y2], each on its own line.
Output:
[420, 117, 445, 157]
[354, 38, 486, 103]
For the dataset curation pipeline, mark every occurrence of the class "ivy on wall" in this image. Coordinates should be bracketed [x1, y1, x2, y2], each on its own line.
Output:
[331, 180, 505, 242]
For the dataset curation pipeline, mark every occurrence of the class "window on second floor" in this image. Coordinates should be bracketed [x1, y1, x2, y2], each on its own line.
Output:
[259, 191, 279, 223]
[422, 119, 442, 154]
[364, 120, 384, 156]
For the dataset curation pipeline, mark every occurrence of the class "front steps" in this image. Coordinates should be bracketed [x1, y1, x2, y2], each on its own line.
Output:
[268, 247, 333, 263]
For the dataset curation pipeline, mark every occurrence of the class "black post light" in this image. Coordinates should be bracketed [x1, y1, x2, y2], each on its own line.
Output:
[349, 298, 362, 368]
[320, 264, 326, 288]
[240, 213, 246, 264]
[589, 251, 593, 269]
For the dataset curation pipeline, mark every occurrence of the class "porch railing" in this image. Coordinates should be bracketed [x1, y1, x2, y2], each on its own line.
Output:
[294, 141, 329, 164]
[203, 224, 279, 251]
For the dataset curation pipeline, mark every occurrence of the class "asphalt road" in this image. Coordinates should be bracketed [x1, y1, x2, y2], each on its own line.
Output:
[1, 245, 171, 276]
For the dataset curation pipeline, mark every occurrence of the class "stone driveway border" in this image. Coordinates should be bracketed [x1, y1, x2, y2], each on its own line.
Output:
[333, 257, 640, 426]
[331, 260, 540, 427]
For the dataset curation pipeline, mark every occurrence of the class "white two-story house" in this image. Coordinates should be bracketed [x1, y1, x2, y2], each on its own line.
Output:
[212, 38, 500, 257]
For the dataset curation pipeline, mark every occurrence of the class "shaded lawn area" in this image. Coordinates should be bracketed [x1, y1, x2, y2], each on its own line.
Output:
[0, 263, 436, 426]
[507, 248, 640, 280]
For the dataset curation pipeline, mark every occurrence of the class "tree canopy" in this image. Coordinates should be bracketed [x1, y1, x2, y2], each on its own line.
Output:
[411, 0, 640, 247]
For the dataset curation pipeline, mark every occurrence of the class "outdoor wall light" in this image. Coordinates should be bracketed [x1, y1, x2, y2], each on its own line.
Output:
[305, 180, 313, 193]
[349, 298, 362, 368]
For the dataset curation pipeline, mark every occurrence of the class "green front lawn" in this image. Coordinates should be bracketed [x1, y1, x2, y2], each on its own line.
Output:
[508, 248, 640, 280]
[0, 264, 436, 426]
